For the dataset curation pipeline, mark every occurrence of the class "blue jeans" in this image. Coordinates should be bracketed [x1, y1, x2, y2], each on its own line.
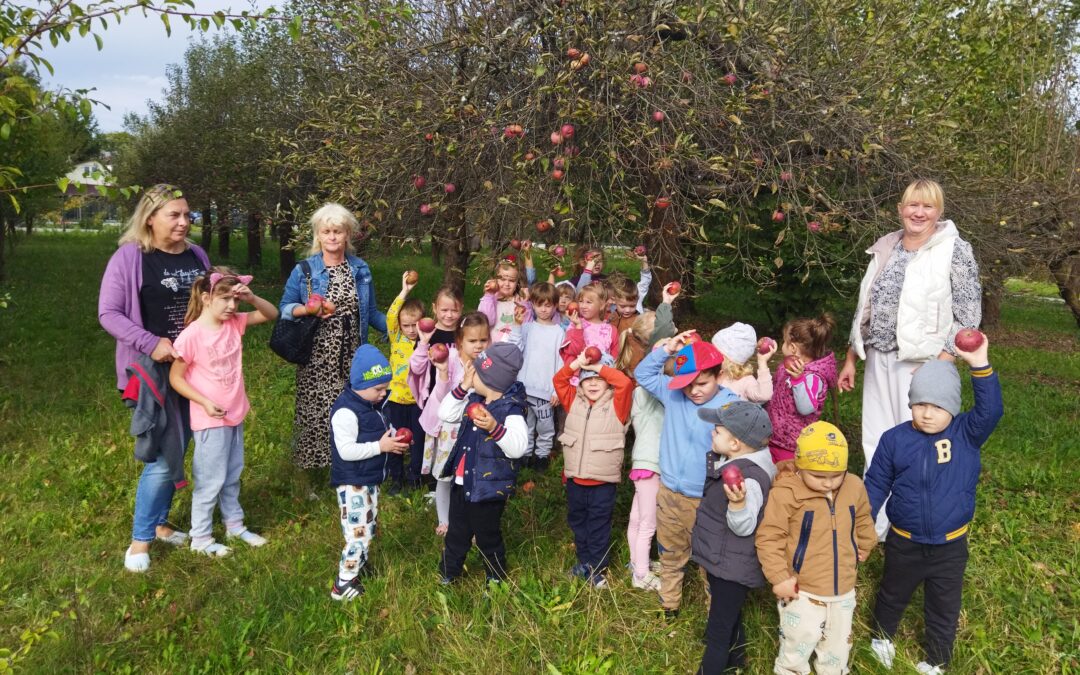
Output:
[132, 456, 176, 542]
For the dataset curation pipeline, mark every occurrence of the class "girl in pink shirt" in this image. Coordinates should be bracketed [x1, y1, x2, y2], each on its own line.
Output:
[170, 269, 278, 556]
[560, 282, 619, 365]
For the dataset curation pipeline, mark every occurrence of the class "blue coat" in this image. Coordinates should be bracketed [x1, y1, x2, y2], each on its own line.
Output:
[865, 367, 1003, 545]
[440, 382, 528, 503]
[278, 253, 388, 343]
[330, 388, 392, 487]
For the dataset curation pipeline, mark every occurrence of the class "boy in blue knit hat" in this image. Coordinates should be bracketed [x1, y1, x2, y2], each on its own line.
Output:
[865, 334, 1003, 674]
[328, 344, 409, 601]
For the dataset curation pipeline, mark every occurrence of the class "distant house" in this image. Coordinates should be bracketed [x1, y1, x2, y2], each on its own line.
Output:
[61, 161, 114, 197]
[60, 161, 120, 225]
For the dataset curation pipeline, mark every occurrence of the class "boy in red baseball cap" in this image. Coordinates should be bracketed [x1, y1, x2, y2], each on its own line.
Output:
[634, 330, 742, 617]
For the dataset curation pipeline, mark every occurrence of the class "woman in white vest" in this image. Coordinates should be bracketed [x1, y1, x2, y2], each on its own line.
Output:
[837, 179, 982, 539]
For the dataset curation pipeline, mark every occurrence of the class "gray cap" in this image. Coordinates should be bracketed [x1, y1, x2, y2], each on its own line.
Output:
[473, 342, 523, 393]
[697, 400, 772, 449]
[908, 360, 961, 417]
[578, 353, 616, 381]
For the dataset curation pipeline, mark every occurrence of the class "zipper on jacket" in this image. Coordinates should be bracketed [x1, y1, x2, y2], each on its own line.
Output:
[829, 497, 838, 595]
[922, 443, 932, 539]
[578, 404, 594, 475]
[376, 407, 391, 482]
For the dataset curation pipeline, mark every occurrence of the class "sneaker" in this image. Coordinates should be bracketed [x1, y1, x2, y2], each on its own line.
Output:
[663, 608, 680, 620]
[533, 456, 550, 473]
[190, 539, 231, 557]
[384, 482, 403, 496]
[631, 572, 661, 591]
[439, 575, 455, 585]
[870, 638, 896, 670]
[915, 663, 945, 675]
[330, 575, 364, 601]
[589, 574, 608, 589]
[569, 563, 590, 579]
[649, 560, 662, 574]
[226, 529, 267, 547]
[155, 529, 189, 546]
[124, 546, 150, 573]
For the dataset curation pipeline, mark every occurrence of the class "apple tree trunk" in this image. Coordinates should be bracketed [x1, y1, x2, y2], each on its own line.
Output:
[1049, 249, 1080, 329]
[217, 202, 231, 260]
[247, 211, 262, 268]
[201, 205, 213, 251]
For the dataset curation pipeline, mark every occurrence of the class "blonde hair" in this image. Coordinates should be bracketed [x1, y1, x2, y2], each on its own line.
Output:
[577, 282, 608, 304]
[118, 184, 188, 252]
[184, 266, 242, 326]
[899, 179, 945, 215]
[609, 273, 639, 303]
[615, 311, 656, 373]
[308, 202, 358, 256]
[721, 358, 755, 380]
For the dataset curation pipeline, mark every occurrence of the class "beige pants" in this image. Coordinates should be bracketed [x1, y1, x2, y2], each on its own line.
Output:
[774, 589, 857, 675]
[656, 484, 702, 610]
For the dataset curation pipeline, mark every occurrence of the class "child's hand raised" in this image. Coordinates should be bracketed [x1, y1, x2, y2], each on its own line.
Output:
[232, 283, 254, 303]
[460, 359, 476, 390]
[418, 322, 435, 344]
[433, 357, 449, 381]
[723, 483, 747, 510]
[665, 329, 697, 354]
[401, 271, 418, 293]
[662, 283, 680, 305]
[483, 279, 498, 295]
[757, 340, 778, 363]
[379, 428, 407, 454]
[772, 576, 799, 601]
[521, 240, 533, 261]
[954, 330, 989, 367]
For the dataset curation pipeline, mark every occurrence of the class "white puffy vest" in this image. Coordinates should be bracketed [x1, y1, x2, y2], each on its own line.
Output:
[850, 222, 958, 363]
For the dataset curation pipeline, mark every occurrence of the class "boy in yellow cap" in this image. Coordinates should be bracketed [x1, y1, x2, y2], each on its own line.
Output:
[755, 422, 878, 675]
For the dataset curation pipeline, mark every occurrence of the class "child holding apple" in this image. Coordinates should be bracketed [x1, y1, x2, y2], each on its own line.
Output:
[408, 312, 491, 535]
[865, 334, 1002, 675]
[755, 422, 878, 675]
[327, 345, 409, 600]
[691, 401, 776, 674]
[479, 257, 532, 343]
[711, 322, 775, 403]
[764, 314, 838, 469]
[384, 270, 427, 492]
[560, 283, 620, 366]
[437, 342, 529, 584]
[553, 349, 633, 587]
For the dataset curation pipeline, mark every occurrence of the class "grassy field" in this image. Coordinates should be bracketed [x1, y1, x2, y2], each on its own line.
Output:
[0, 233, 1077, 674]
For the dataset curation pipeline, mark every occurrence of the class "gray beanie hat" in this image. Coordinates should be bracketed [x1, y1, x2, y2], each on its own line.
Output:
[908, 360, 962, 417]
[473, 342, 523, 393]
[711, 322, 758, 364]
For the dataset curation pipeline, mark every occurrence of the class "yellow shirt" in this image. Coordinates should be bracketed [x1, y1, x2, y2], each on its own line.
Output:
[386, 295, 417, 405]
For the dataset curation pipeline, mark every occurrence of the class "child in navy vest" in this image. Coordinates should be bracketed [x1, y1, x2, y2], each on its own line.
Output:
[328, 345, 408, 601]
[692, 401, 776, 674]
[866, 334, 1003, 674]
[437, 342, 529, 583]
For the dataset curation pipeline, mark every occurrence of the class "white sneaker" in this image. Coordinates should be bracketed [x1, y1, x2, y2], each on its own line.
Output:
[155, 529, 189, 546]
[916, 662, 945, 675]
[227, 529, 267, 547]
[124, 546, 150, 573]
[191, 539, 232, 557]
[649, 560, 662, 574]
[631, 572, 662, 591]
[870, 638, 896, 669]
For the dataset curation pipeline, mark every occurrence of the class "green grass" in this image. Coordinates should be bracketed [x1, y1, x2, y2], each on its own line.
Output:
[1004, 277, 1060, 299]
[0, 233, 1077, 673]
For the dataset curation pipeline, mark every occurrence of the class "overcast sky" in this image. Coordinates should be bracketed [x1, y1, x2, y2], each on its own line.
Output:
[34, 2, 269, 132]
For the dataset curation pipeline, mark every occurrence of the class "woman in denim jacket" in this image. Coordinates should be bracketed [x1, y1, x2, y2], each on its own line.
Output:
[279, 203, 387, 473]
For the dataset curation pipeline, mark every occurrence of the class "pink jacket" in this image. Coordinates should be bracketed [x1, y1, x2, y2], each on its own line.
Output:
[408, 341, 465, 437]
[765, 352, 838, 459]
[722, 361, 774, 403]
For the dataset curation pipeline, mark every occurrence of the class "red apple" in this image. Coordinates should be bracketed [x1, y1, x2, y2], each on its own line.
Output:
[424, 132, 434, 141]
[954, 328, 985, 352]
[536, 219, 552, 233]
[655, 196, 671, 209]
[419, 203, 433, 216]
[553, 158, 565, 170]
[780, 171, 793, 182]
[807, 221, 822, 232]
[306, 293, 325, 313]
[723, 73, 737, 85]
[428, 343, 449, 364]
[444, 183, 456, 194]
[633, 245, 647, 256]
[466, 402, 487, 421]
[550, 131, 563, 145]
[551, 169, 564, 181]
[565, 145, 580, 157]
[524, 152, 535, 161]
[566, 301, 579, 315]
[521, 480, 536, 494]
[484, 279, 498, 294]
[561, 124, 575, 138]
[566, 47, 581, 59]
[510, 239, 522, 250]
[583, 346, 602, 364]
[772, 210, 785, 222]
[652, 110, 665, 122]
[405, 270, 419, 285]
[553, 245, 566, 257]
[395, 427, 413, 444]
[321, 300, 336, 316]
[721, 464, 745, 489]
[633, 62, 648, 74]
[757, 337, 776, 355]
[665, 281, 682, 295]
[783, 355, 801, 373]
[413, 175, 426, 189]
[554, 265, 565, 277]
[418, 317, 436, 333]
[579, 53, 590, 66]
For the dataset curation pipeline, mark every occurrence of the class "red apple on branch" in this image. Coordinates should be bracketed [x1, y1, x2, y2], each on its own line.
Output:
[561, 124, 575, 138]
[652, 110, 666, 122]
[723, 73, 737, 85]
[566, 47, 581, 59]
[444, 183, 456, 194]
[536, 219, 552, 233]
[772, 210, 785, 222]
[550, 131, 563, 145]
[551, 169, 565, 181]
[419, 203, 433, 216]
[552, 245, 566, 257]
[655, 196, 672, 209]
[413, 175, 426, 189]
[510, 239, 522, 250]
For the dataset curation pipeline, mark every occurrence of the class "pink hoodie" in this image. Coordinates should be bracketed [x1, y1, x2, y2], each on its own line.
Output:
[408, 341, 466, 437]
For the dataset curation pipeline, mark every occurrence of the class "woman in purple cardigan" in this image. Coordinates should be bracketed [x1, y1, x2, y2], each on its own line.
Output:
[98, 184, 210, 573]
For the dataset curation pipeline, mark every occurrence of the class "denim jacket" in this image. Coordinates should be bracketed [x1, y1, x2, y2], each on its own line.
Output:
[278, 253, 388, 343]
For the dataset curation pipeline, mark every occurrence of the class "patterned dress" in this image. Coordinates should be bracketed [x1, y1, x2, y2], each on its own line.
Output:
[292, 263, 360, 469]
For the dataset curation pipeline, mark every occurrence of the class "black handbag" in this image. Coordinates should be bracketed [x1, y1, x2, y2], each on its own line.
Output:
[269, 261, 320, 365]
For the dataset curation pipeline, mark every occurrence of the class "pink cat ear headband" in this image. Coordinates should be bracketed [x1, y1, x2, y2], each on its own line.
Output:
[208, 273, 253, 293]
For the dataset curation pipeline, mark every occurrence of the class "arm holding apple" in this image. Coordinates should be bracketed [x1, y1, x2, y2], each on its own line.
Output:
[954, 331, 1004, 448]
[378, 428, 408, 454]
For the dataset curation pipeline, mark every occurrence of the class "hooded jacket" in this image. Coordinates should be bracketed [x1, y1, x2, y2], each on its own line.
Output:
[756, 471, 878, 596]
[123, 355, 189, 489]
[766, 352, 838, 457]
